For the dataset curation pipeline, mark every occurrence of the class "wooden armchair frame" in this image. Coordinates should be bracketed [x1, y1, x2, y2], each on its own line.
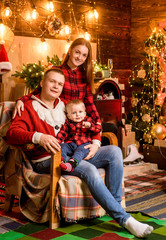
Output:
[4, 132, 118, 229]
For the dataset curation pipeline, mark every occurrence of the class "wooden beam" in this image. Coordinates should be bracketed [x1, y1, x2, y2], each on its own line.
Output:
[50, 150, 61, 229]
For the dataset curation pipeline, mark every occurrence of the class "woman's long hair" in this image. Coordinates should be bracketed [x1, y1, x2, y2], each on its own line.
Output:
[62, 38, 95, 93]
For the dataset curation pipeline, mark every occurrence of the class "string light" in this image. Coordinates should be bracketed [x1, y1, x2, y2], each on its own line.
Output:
[87, 8, 99, 20]
[84, 30, 91, 41]
[32, 7, 39, 20]
[47, 0, 54, 12]
[94, 9, 99, 19]
[3, 3, 12, 18]
[0, 1, 99, 41]
[64, 24, 71, 35]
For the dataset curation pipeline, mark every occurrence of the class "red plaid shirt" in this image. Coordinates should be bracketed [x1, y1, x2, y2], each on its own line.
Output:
[19, 63, 101, 141]
[57, 116, 102, 145]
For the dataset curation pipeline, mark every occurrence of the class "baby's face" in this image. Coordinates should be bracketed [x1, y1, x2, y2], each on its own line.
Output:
[67, 103, 86, 122]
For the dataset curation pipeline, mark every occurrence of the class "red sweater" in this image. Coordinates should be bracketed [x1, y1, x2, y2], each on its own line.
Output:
[6, 96, 66, 161]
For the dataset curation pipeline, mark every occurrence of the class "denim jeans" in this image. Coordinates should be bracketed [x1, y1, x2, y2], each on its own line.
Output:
[33, 145, 130, 226]
[33, 157, 51, 174]
[61, 142, 90, 163]
[67, 145, 130, 226]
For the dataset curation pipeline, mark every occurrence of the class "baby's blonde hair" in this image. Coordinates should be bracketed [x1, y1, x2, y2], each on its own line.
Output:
[66, 99, 85, 113]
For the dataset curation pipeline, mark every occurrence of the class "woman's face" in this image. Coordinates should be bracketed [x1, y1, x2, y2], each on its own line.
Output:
[68, 45, 89, 69]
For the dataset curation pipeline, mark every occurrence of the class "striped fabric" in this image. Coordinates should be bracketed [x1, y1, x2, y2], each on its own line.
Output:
[0, 101, 15, 169]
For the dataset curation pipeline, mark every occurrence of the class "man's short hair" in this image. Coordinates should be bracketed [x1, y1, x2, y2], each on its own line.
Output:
[43, 68, 65, 81]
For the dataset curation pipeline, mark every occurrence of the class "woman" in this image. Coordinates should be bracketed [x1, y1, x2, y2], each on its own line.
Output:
[13, 38, 153, 238]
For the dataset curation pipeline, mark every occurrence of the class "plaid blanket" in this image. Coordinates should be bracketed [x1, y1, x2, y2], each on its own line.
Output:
[0, 101, 126, 223]
[58, 169, 106, 222]
[0, 101, 15, 170]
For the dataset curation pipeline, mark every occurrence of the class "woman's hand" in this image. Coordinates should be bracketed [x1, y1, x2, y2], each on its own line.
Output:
[12, 100, 24, 119]
[83, 143, 99, 160]
[39, 134, 61, 154]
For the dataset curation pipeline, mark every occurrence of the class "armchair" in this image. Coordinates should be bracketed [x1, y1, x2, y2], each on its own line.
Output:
[0, 101, 125, 229]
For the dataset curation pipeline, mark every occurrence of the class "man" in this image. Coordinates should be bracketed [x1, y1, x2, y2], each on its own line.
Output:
[7, 68, 66, 173]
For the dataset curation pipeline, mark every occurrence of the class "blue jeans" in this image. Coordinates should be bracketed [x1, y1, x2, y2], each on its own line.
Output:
[67, 145, 130, 226]
[33, 145, 130, 226]
[61, 142, 90, 164]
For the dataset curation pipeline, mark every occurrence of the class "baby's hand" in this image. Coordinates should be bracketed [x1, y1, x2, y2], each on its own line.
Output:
[82, 121, 91, 128]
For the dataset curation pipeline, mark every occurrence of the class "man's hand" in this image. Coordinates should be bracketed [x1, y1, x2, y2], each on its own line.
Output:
[84, 143, 99, 160]
[82, 121, 91, 128]
[39, 134, 61, 154]
[12, 100, 24, 119]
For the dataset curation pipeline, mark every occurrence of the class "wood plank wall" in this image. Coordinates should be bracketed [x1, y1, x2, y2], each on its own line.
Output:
[3, 0, 132, 110]
[131, 0, 166, 68]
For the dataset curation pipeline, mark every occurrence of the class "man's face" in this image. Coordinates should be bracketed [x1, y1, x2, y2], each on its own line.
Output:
[40, 71, 65, 100]
[67, 103, 86, 122]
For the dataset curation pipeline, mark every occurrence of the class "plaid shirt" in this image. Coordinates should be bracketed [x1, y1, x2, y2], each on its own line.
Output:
[57, 116, 102, 146]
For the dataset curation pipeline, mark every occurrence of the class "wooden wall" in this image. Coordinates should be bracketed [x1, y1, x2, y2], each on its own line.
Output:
[130, 0, 166, 68]
[2, 0, 132, 110]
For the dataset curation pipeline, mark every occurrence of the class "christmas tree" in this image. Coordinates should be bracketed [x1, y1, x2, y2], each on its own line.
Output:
[127, 24, 166, 145]
[12, 55, 61, 90]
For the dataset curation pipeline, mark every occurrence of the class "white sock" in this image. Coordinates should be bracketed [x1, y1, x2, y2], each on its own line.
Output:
[124, 216, 153, 238]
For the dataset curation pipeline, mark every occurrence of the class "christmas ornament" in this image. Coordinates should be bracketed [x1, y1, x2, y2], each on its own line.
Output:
[0, 44, 12, 74]
[143, 133, 152, 143]
[159, 115, 166, 125]
[132, 116, 138, 122]
[137, 66, 146, 78]
[131, 96, 138, 107]
[45, 15, 62, 36]
[151, 123, 166, 139]
[142, 114, 151, 122]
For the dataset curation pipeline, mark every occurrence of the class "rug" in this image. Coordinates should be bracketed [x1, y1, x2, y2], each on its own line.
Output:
[0, 211, 166, 239]
[125, 170, 166, 219]
[0, 182, 19, 205]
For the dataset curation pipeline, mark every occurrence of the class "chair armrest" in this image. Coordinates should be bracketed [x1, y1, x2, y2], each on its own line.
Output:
[102, 132, 118, 146]
[50, 150, 61, 229]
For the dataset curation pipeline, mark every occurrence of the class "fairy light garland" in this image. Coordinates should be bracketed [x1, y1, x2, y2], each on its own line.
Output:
[0, 0, 99, 41]
[128, 27, 166, 149]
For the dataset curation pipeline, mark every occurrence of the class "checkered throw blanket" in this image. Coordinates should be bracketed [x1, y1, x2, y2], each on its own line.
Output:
[58, 169, 106, 222]
[0, 101, 15, 169]
[0, 101, 125, 223]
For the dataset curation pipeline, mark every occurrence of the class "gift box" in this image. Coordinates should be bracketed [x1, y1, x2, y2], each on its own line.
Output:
[122, 130, 135, 158]
[154, 139, 166, 148]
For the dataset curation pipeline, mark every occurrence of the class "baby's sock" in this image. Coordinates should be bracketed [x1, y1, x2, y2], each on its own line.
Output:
[60, 162, 73, 172]
[60, 158, 77, 172]
[124, 216, 153, 238]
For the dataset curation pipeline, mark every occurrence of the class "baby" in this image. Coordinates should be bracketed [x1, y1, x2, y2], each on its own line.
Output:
[57, 99, 102, 172]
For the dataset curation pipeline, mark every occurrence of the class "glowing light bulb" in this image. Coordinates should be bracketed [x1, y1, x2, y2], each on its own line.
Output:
[88, 11, 94, 19]
[64, 25, 70, 35]
[32, 8, 39, 20]
[25, 12, 32, 21]
[47, 1, 54, 12]
[3, 6, 12, 18]
[94, 9, 99, 19]
[42, 41, 48, 51]
[84, 31, 90, 41]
